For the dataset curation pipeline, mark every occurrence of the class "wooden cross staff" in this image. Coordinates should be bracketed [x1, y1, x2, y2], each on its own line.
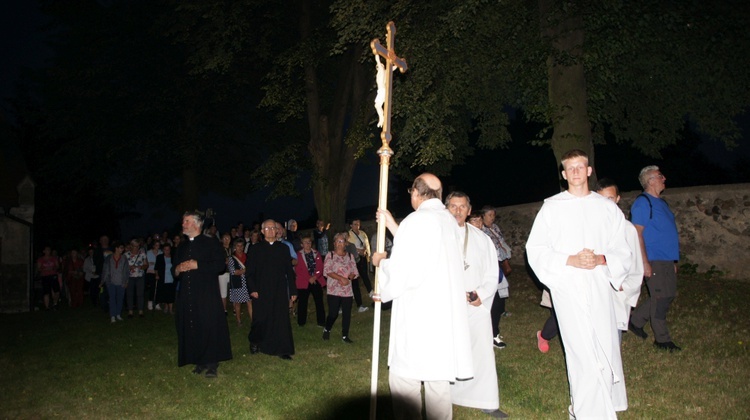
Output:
[369, 21, 407, 420]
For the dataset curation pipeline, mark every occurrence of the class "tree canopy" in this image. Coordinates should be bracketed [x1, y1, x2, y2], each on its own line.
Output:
[15, 0, 750, 242]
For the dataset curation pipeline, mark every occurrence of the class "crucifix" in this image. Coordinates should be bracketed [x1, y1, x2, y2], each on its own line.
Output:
[371, 22, 408, 153]
[369, 21, 407, 420]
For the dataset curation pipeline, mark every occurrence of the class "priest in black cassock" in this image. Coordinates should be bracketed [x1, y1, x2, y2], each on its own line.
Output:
[247, 219, 298, 360]
[174, 211, 232, 377]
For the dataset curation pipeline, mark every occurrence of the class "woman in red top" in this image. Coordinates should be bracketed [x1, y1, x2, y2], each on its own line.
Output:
[37, 246, 60, 310]
[62, 249, 85, 308]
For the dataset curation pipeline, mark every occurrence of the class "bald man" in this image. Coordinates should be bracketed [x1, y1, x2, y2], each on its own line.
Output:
[373, 173, 473, 420]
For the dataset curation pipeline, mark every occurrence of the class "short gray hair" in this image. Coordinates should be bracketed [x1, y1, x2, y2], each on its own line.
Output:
[183, 211, 204, 228]
[638, 165, 659, 189]
[445, 191, 471, 207]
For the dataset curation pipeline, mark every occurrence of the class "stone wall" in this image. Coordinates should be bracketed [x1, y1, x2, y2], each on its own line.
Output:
[494, 183, 750, 280]
[0, 216, 33, 312]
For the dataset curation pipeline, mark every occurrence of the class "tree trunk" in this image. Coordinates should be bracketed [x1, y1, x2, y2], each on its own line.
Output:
[539, 0, 596, 188]
[299, 0, 370, 230]
[181, 165, 199, 213]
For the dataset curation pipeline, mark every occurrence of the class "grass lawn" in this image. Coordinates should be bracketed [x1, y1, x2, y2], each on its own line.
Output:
[1, 269, 749, 419]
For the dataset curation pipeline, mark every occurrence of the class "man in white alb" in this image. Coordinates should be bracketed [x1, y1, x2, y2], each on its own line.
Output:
[372, 173, 473, 420]
[526, 149, 632, 419]
[446, 191, 508, 418]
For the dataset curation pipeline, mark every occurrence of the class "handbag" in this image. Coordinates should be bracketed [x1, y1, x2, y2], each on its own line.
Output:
[501, 259, 512, 276]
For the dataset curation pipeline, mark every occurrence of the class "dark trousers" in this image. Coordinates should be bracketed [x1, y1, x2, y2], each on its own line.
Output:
[89, 278, 101, 306]
[145, 273, 156, 303]
[631, 260, 677, 343]
[540, 307, 559, 341]
[297, 282, 326, 326]
[325, 295, 353, 337]
[352, 259, 372, 307]
[490, 291, 506, 338]
[126, 276, 145, 311]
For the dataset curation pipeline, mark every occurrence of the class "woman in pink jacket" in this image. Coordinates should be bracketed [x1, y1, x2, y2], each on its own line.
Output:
[294, 236, 326, 327]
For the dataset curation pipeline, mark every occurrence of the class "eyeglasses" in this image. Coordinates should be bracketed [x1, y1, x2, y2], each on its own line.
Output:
[649, 174, 666, 181]
[262, 227, 276, 231]
[407, 187, 415, 194]
[335, 239, 346, 243]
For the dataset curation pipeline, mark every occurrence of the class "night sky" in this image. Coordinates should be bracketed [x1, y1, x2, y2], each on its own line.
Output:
[3, 1, 748, 245]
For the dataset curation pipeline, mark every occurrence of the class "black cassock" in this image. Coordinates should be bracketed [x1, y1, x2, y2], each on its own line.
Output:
[174, 235, 232, 367]
[247, 241, 297, 356]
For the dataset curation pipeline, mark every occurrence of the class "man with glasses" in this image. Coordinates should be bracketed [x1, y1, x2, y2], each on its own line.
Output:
[372, 173, 473, 420]
[247, 220, 298, 360]
[628, 166, 682, 352]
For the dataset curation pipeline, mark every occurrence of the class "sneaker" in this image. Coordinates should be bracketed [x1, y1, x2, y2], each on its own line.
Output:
[502, 311, 512, 317]
[358, 306, 370, 313]
[481, 409, 509, 418]
[322, 330, 330, 340]
[537, 330, 549, 353]
[147, 301, 153, 310]
[155, 304, 162, 310]
[111, 316, 116, 323]
[654, 341, 682, 352]
[368, 290, 374, 298]
[493, 335, 506, 349]
[628, 321, 648, 339]
[204, 367, 218, 378]
[342, 336, 354, 344]
[338, 309, 342, 315]
[116, 315, 123, 321]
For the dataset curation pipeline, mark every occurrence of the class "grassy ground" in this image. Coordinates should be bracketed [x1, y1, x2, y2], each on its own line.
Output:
[1, 269, 749, 419]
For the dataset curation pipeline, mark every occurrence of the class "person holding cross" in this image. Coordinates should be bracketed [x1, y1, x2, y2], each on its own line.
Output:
[372, 173, 473, 420]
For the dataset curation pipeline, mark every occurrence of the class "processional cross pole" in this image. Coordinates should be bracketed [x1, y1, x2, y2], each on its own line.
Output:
[369, 21, 407, 420]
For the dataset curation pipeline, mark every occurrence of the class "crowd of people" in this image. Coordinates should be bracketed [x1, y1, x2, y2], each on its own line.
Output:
[34, 151, 680, 419]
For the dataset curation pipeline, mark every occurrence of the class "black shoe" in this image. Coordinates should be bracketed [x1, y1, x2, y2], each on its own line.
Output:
[493, 336, 507, 349]
[654, 341, 682, 352]
[342, 336, 353, 344]
[322, 330, 330, 340]
[250, 344, 259, 354]
[279, 354, 293, 360]
[481, 409, 509, 418]
[204, 367, 218, 378]
[192, 365, 206, 374]
[628, 321, 648, 339]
